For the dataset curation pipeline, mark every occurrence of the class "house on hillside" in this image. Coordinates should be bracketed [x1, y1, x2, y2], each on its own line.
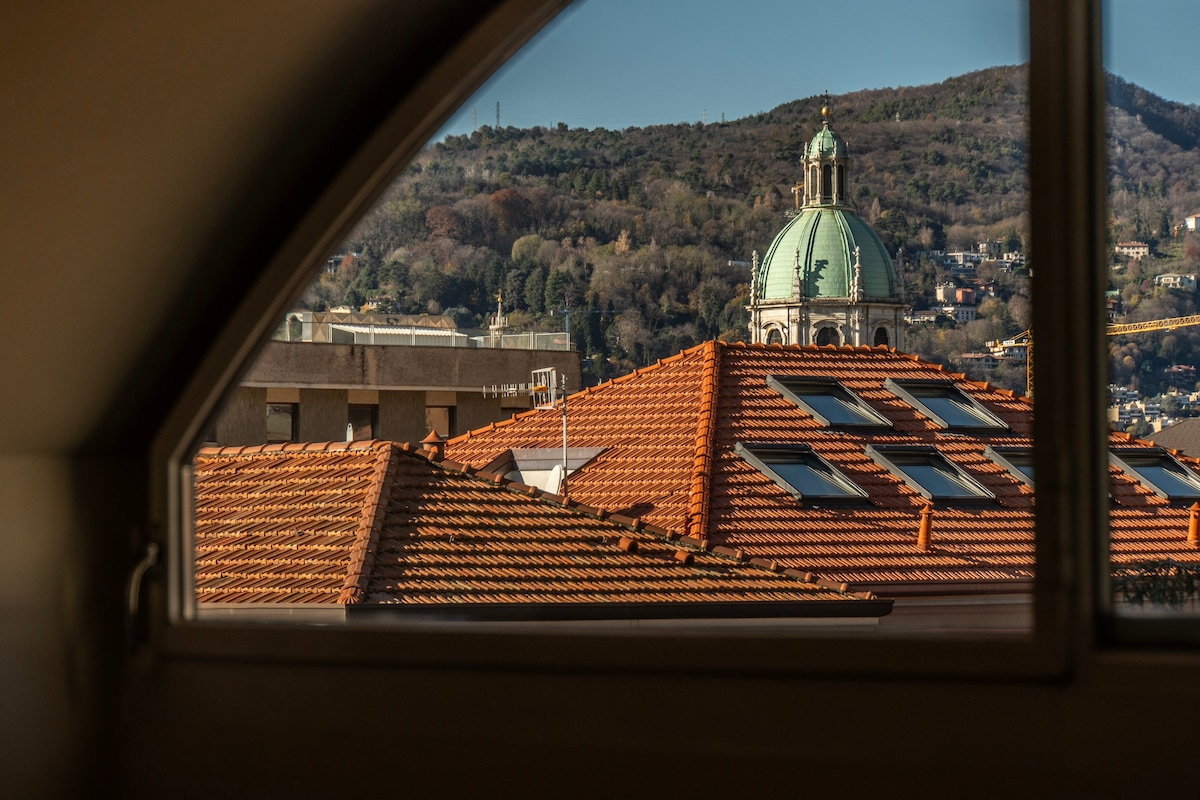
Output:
[191, 439, 889, 628]
[446, 340, 1200, 633]
[1116, 241, 1151, 260]
[1185, 213, 1200, 232]
[1154, 273, 1197, 291]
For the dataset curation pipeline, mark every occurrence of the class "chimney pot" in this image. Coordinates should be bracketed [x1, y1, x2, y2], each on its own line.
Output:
[1189, 502, 1200, 548]
[917, 502, 933, 551]
[420, 429, 446, 462]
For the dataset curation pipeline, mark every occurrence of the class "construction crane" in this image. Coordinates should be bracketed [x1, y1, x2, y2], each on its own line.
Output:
[997, 314, 1200, 398]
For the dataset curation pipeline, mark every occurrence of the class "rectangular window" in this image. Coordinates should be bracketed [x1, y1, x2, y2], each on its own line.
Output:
[985, 445, 1035, 486]
[766, 376, 892, 429]
[348, 404, 378, 441]
[425, 406, 453, 438]
[736, 443, 868, 501]
[1111, 448, 1200, 500]
[885, 379, 1009, 432]
[265, 403, 298, 443]
[867, 445, 995, 502]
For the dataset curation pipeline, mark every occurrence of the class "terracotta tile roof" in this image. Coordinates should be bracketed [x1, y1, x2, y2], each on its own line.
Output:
[1147, 418, 1200, 460]
[447, 341, 1200, 593]
[192, 440, 876, 613]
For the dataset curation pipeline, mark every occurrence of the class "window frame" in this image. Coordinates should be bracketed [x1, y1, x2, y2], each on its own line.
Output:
[735, 442, 870, 502]
[1109, 447, 1200, 501]
[766, 375, 893, 430]
[985, 445, 1035, 487]
[866, 444, 996, 503]
[885, 378, 1009, 433]
[148, 0, 1192, 681]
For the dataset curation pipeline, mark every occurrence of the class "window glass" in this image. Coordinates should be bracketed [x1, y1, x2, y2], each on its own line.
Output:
[1112, 450, 1200, 500]
[737, 443, 867, 500]
[191, 0, 1032, 635]
[867, 446, 994, 501]
[887, 379, 1008, 431]
[985, 445, 1034, 484]
[767, 376, 891, 429]
[349, 404, 378, 441]
[1105, 0, 1200, 621]
[265, 403, 297, 443]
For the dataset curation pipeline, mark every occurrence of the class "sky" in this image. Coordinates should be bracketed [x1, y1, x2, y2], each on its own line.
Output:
[435, 0, 1197, 139]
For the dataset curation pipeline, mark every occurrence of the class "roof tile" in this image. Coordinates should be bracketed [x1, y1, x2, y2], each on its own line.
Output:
[446, 342, 1199, 592]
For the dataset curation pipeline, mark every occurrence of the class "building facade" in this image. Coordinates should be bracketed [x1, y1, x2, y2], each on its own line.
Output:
[747, 99, 907, 349]
[213, 341, 581, 446]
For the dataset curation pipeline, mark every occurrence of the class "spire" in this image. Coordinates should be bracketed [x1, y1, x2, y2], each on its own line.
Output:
[851, 246, 865, 302]
[749, 250, 759, 308]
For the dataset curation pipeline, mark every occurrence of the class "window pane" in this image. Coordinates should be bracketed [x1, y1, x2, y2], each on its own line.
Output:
[1105, 0, 1200, 620]
[193, 0, 1033, 635]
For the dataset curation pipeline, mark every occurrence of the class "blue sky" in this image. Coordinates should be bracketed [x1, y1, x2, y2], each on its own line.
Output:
[436, 0, 1196, 139]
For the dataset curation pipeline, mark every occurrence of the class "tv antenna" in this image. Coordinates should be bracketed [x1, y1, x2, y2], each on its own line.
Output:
[484, 367, 571, 498]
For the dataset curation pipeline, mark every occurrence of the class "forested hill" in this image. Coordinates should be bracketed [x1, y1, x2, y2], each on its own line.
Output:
[303, 65, 1200, 391]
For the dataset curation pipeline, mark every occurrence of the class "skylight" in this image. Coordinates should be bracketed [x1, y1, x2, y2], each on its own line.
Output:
[885, 379, 1008, 432]
[1111, 448, 1200, 500]
[736, 443, 868, 501]
[985, 445, 1034, 486]
[867, 445, 995, 502]
[766, 376, 892, 429]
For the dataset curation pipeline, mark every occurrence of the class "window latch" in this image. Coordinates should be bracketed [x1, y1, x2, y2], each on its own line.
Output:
[126, 539, 159, 651]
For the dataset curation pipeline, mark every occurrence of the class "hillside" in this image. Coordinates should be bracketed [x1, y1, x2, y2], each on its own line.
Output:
[300, 66, 1200, 397]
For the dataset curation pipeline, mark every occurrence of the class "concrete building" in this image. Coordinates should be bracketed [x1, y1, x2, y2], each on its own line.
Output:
[213, 340, 580, 445]
[747, 98, 907, 349]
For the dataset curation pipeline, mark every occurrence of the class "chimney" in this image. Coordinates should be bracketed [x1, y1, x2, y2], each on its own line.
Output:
[1189, 502, 1200, 548]
[420, 429, 446, 462]
[917, 502, 933, 551]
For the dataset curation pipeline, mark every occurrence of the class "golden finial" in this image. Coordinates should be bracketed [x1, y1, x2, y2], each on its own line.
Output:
[821, 91, 831, 120]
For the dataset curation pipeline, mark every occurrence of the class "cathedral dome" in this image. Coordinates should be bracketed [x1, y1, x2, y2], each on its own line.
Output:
[755, 207, 898, 300]
[807, 124, 848, 159]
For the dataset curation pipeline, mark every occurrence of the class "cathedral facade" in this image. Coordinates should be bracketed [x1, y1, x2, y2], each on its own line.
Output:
[747, 99, 908, 349]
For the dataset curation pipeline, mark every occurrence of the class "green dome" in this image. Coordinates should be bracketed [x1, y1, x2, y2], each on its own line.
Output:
[756, 207, 897, 300]
[807, 123, 848, 159]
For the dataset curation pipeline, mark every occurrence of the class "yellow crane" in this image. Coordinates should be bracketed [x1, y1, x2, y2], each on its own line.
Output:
[1011, 314, 1200, 398]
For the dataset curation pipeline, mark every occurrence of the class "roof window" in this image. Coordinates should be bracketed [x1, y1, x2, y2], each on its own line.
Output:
[885, 379, 1008, 432]
[766, 375, 892, 429]
[867, 445, 995, 502]
[985, 445, 1034, 486]
[1110, 447, 1200, 500]
[736, 443, 868, 501]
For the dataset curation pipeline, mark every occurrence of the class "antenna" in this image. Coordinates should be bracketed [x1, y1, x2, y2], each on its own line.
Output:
[484, 367, 570, 498]
[531, 367, 569, 498]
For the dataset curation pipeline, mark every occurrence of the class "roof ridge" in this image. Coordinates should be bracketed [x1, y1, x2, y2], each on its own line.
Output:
[336, 442, 397, 604]
[685, 340, 720, 540]
[364, 444, 864, 597]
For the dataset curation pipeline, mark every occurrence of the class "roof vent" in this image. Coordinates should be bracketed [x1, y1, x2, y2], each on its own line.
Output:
[917, 502, 933, 551]
[618, 536, 639, 553]
[420, 429, 445, 462]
